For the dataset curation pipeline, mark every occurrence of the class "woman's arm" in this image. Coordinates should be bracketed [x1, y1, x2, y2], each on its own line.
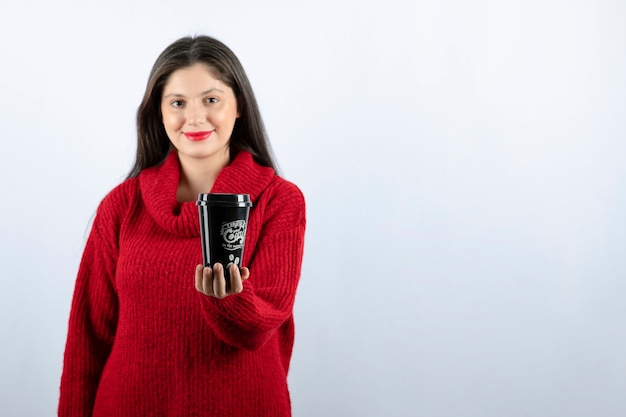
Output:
[196, 181, 306, 350]
[58, 194, 122, 416]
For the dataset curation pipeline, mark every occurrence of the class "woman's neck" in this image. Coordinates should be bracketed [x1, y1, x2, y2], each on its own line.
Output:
[176, 151, 230, 202]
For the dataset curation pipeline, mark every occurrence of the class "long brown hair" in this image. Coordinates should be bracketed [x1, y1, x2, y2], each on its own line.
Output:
[127, 35, 277, 178]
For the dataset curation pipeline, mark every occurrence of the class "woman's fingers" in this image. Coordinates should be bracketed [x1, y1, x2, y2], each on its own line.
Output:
[229, 264, 243, 294]
[212, 263, 227, 298]
[195, 264, 206, 293]
[195, 263, 249, 298]
[240, 267, 250, 282]
[195, 264, 217, 297]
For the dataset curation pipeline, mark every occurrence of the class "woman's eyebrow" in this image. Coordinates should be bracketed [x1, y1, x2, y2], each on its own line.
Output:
[163, 88, 225, 99]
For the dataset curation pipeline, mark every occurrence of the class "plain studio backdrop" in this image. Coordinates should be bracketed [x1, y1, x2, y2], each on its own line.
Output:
[1, 1, 625, 416]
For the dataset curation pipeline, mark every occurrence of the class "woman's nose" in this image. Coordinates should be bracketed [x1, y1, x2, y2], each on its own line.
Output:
[186, 103, 207, 125]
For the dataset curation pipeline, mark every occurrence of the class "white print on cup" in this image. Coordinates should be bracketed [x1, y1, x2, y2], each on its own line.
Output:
[228, 254, 240, 266]
[220, 220, 246, 251]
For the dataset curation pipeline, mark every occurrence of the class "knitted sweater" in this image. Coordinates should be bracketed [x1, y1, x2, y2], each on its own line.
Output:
[59, 151, 306, 417]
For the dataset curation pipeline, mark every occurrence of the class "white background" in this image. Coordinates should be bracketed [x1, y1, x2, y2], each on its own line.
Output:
[1, 1, 625, 416]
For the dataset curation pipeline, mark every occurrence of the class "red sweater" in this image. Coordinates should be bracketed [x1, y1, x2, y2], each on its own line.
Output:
[59, 151, 306, 417]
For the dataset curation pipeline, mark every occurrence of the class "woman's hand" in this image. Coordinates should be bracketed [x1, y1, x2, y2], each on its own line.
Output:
[195, 263, 250, 298]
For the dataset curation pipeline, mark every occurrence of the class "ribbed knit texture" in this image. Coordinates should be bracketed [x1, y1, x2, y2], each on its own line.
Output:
[59, 151, 306, 417]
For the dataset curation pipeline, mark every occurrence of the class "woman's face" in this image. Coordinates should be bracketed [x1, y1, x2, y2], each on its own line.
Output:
[161, 63, 239, 167]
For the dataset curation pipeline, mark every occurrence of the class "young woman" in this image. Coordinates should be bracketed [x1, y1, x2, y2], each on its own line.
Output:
[59, 35, 306, 417]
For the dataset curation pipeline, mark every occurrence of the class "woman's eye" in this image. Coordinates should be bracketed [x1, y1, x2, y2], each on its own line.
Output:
[205, 97, 218, 104]
[171, 100, 184, 108]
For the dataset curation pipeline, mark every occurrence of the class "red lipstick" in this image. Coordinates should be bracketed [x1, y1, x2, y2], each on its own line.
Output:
[184, 131, 212, 141]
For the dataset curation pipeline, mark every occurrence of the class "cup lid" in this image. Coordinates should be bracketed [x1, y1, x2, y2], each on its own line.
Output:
[196, 193, 252, 207]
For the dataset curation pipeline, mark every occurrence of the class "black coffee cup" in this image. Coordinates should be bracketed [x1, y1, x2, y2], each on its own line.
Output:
[196, 193, 253, 288]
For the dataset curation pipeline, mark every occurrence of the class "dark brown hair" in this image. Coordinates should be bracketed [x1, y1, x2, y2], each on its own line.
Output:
[127, 35, 276, 178]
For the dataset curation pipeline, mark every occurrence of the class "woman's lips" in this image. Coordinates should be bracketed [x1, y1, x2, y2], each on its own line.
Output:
[184, 131, 212, 141]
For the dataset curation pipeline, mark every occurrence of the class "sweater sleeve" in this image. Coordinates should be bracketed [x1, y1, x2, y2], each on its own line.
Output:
[58, 190, 124, 416]
[198, 180, 306, 350]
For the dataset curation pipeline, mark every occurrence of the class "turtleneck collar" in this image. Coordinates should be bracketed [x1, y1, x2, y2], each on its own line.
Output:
[139, 151, 275, 237]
